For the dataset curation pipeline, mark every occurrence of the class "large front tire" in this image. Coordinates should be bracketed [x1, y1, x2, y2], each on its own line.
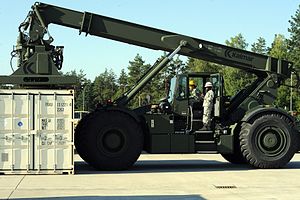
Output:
[75, 110, 143, 170]
[240, 114, 298, 168]
[221, 152, 246, 164]
[221, 126, 247, 164]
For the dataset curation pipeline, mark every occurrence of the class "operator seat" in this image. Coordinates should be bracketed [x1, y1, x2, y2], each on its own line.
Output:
[191, 101, 203, 119]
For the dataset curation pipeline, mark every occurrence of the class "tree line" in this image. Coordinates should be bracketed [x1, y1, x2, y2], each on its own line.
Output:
[69, 5, 300, 112]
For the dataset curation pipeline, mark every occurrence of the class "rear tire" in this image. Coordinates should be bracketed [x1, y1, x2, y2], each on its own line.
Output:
[75, 110, 143, 170]
[75, 112, 95, 165]
[240, 114, 298, 168]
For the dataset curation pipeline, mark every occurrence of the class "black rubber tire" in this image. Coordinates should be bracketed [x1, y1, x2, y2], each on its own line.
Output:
[221, 128, 247, 164]
[240, 114, 298, 168]
[75, 110, 143, 170]
[221, 152, 246, 164]
[75, 112, 95, 165]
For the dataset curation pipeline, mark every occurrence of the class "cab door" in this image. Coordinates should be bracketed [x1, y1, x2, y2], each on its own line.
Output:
[173, 75, 189, 116]
[210, 73, 224, 118]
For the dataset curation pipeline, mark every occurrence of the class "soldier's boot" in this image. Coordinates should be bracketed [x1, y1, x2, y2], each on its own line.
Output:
[199, 123, 211, 131]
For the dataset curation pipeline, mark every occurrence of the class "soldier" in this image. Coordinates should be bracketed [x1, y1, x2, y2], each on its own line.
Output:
[189, 80, 200, 101]
[202, 82, 214, 130]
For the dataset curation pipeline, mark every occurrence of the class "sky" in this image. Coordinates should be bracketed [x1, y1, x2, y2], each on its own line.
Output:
[0, 0, 299, 80]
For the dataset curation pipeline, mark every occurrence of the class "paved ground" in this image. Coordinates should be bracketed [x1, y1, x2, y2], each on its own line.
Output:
[1, 153, 300, 200]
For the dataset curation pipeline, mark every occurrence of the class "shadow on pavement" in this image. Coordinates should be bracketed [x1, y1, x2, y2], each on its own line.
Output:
[76, 158, 300, 174]
[286, 161, 300, 169]
[11, 195, 205, 200]
[75, 159, 253, 174]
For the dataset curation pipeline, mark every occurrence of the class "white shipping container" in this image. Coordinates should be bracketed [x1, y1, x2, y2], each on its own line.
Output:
[0, 89, 74, 174]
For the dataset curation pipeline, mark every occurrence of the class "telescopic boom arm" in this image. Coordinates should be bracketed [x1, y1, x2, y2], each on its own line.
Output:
[1, 2, 295, 100]
[29, 2, 292, 76]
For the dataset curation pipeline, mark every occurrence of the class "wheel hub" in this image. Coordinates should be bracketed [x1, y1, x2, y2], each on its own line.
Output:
[257, 127, 287, 157]
[263, 132, 278, 148]
[104, 132, 122, 149]
[99, 128, 126, 156]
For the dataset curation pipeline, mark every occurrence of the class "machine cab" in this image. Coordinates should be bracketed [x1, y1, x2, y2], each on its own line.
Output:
[167, 72, 224, 131]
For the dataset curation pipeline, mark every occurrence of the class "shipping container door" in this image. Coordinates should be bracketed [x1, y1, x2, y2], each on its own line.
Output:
[35, 93, 73, 171]
[55, 95, 73, 170]
[0, 93, 34, 170]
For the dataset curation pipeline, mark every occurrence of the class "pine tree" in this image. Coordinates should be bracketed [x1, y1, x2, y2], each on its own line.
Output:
[251, 37, 267, 55]
[288, 5, 300, 69]
[127, 54, 146, 86]
[117, 69, 128, 94]
[92, 68, 117, 105]
[288, 5, 300, 111]
[269, 34, 288, 59]
[225, 33, 249, 49]
[127, 54, 148, 107]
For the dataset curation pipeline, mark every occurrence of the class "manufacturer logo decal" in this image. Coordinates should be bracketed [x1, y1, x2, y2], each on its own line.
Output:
[225, 50, 254, 62]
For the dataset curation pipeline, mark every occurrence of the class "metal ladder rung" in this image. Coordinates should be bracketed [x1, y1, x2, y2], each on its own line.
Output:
[197, 151, 218, 154]
[195, 141, 215, 144]
[195, 130, 213, 134]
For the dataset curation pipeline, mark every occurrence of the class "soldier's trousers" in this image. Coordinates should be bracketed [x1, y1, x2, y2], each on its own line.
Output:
[203, 106, 212, 125]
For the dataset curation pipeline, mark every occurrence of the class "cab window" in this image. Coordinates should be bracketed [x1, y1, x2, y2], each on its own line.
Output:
[177, 76, 187, 99]
[188, 77, 204, 96]
[168, 77, 177, 103]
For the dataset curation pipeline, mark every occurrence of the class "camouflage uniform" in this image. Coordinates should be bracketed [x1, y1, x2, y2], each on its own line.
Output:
[203, 89, 214, 125]
[190, 88, 200, 101]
